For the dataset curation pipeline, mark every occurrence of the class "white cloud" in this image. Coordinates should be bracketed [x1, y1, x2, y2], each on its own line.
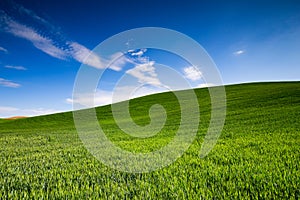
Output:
[68, 42, 128, 71]
[0, 46, 8, 53]
[4, 19, 125, 70]
[68, 42, 104, 69]
[65, 98, 73, 104]
[104, 52, 127, 71]
[5, 65, 27, 70]
[5, 19, 67, 60]
[0, 106, 63, 118]
[197, 83, 215, 88]
[130, 48, 147, 56]
[126, 61, 162, 86]
[1, 9, 129, 71]
[0, 78, 20, 88]
[131, 51, 143, 56]
[127, 49, 150, 64]
[135, 56, 149, 63]
[233, 50, 245, 56]
[4, 19, 126, 70]
[183, 66, 202, 81]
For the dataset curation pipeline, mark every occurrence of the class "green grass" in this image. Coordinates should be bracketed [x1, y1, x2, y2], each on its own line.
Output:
[0, 119, 8, 123]
[0, 82, 299, 199]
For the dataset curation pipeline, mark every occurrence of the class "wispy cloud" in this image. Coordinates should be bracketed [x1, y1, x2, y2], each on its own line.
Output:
[68, 42, 104, 69]
[0, 3, 132, 71]
[5, 65, 27, 70]
[107, 52, 129, 71]
[0, 46, 8, 53]
[2, 18, 126, 71]
[126, 61, 162, 86]
[4, 19, 67, 60]
[16, 4, 50, 26]
[1, 6, 110, 70]
[0, 78, 20, 88]
[0, 106, 63, 118]
[233, 50, 245, 56]
[68, 42, 128, 71]
[183, 66, 202, 81]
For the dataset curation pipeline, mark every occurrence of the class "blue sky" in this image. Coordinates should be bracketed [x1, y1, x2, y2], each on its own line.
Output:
[0, 0, 299, 117]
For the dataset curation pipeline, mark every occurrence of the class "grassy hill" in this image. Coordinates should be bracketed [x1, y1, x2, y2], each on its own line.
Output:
[0, 82, 299, 199]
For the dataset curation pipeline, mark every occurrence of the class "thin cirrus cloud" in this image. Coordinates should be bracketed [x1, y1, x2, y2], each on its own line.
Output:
[0, 46, 8, 53]
[4, 18, 68, 60]
[0, 78, 21, 88]
[5, 65, 27, 70]
[0, 7, 122, 71]
[67, 42, 104, 69]
[67, 42, 127, 70]
[233, 50, 245, 56]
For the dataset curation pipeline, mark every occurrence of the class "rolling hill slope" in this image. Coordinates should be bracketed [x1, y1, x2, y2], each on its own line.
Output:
[0, 82, 299, 199]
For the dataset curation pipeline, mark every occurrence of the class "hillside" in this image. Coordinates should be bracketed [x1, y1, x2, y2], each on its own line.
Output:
[5, 116, 28, 120]
[0, 82, 299, 199]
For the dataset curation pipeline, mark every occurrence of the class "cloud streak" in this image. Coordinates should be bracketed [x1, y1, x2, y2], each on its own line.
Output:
[233, 50, 245, 56]
[0, 78, 20, 88]
[0, 46, 8, 53]
[0, 6, 119, 70]
[68, 42, 104, 69]
[4, 19, 68, 60]
[5, 65, 27, 70]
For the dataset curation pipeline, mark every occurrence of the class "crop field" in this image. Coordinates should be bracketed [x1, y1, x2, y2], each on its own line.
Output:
[0, 82, 299, 199]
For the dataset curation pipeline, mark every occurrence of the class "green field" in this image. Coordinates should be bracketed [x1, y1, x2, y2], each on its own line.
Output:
[0, 82, 299, 199]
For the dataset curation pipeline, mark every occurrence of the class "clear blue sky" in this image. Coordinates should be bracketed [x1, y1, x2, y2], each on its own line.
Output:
[0, 0, 299, 117]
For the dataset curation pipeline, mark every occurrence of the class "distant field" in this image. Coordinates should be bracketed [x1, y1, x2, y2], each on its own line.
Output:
[0, 82, 299, 199]
[0, 119, 9, 124]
